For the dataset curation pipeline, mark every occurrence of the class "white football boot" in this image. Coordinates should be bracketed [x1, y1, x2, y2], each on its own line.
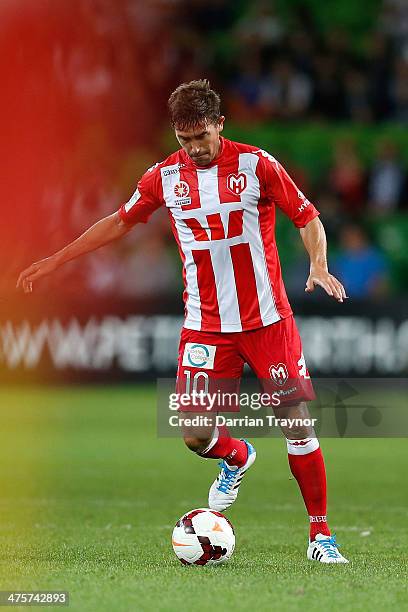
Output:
[208, 440, 256, 512]
[307, 533, 349, 563]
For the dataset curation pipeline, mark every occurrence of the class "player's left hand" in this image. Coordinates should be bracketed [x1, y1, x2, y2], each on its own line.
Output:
[305, 265, 347, 302]
[16, 256, 59, 294]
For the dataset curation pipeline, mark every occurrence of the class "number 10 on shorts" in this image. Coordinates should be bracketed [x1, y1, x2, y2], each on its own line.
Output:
[183, 370, 210, 395]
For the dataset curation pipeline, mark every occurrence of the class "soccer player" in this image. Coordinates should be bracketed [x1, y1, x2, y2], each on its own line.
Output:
[17, 80, 348, 563]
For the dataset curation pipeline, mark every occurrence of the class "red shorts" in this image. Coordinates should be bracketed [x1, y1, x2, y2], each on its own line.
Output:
[176, 315, 315, 410]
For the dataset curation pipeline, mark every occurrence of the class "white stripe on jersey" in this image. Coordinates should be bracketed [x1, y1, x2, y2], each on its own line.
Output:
[196, 166, 220, 211]
[210, 242, 242, 332]
[160, 163, 181, 204]
[239, 153, 280, 325]
[160, 163, 202, 327]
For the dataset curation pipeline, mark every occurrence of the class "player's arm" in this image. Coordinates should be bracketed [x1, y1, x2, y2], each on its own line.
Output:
[258, 151, 346, 303]
[17, 161, 164, 294]
[17, 212, 131, 293]
[300, 217, 346, 303]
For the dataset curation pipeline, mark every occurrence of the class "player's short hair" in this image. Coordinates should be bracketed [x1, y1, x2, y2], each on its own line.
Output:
[168, 79, 221, 130]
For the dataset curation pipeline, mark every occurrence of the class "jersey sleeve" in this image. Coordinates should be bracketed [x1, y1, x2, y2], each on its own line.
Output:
[256, 150, 320, 228]
[118, 163, 163, 225]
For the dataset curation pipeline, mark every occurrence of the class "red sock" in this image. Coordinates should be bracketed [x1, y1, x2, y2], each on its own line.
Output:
[287, 438, 330, 541]
[199, 426, 248, 468]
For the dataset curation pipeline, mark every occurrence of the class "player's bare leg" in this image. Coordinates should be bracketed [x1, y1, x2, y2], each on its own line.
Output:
[274, 401, 348, 563]
[181, 413, 256, 512]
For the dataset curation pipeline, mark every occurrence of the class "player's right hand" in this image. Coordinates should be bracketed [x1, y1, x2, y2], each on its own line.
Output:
[16, 256, 59, 293]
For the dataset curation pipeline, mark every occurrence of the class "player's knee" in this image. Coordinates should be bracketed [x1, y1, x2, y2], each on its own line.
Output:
[184, 436, 211, 453]
[281, 417, 315, 440]
[282, 425, 314, 439]
[276, 401, 315, 439]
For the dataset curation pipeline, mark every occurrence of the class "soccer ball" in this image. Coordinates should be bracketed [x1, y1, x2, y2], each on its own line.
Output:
[172, 508, 235, 566]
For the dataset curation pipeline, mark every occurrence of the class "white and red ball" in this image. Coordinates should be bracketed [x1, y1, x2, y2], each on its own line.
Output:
[172, 508, 235, 566]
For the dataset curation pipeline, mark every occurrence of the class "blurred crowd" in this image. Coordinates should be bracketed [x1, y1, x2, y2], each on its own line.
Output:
[2, 0, 408, 304]
[179, 0, 408, 123]
[283, 134, 407, 299]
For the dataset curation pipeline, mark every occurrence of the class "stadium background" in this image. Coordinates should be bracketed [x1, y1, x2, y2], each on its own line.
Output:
[0, 2, 407, 611]
[1, 0, 407, 381]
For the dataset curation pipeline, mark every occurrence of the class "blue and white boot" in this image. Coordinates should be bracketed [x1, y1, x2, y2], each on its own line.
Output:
[208, 440, 256, 512]
[307, 533, 349, 563]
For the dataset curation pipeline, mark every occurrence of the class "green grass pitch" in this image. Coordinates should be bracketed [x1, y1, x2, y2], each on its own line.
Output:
[0, 385, 406, 611]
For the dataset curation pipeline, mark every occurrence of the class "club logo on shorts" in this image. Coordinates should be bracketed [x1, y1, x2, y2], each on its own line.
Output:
[174, 181, 190, 198]
[182, 343, 216, 369]
[269, 363, 289, 387]
[227, 173, 247, 196]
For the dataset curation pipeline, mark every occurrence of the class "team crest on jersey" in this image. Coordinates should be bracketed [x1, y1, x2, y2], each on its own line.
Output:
[227, 173, 247, 196]
[174, 181, 190, 198]
[269, 363, 289, 387]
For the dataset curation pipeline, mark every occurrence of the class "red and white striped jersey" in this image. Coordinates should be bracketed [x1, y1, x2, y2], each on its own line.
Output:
[118, 137, 319, 332]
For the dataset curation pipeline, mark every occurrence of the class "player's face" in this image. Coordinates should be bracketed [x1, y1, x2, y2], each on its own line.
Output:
[175, 117, 225, 167]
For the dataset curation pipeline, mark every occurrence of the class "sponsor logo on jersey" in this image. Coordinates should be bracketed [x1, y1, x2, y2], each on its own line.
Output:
[174, 181, 190, 198]
[182, 343, 216, 369]
[163, 164, 185, 176]
[227, 173, 247, 196]
[269, 362, 289, 386]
